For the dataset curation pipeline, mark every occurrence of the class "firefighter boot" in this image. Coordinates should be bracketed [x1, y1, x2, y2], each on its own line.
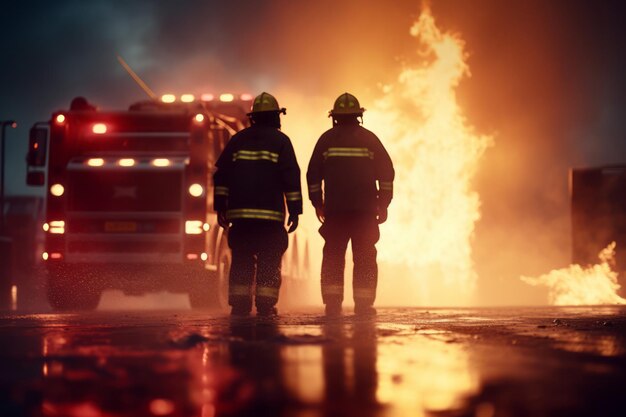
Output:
[325, 303, 343, 317]
[354, 305, 376, 317]
[231, 303, 252, 317]
[257, 306, 278, 317]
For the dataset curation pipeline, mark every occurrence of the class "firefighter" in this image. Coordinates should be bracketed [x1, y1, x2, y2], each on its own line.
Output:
[307, 93, 394, 317]
[214, 92, 302, 317]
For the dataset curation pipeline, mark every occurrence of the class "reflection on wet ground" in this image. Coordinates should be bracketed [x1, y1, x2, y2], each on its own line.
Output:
[1, 307, 626, 416]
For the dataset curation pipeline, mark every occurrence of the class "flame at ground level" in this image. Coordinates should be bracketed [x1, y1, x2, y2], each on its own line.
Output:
[521, 243, 626, 305]
[367, 9, 492, 304]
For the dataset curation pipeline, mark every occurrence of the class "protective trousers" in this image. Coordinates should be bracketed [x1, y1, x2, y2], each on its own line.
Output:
[320, 214, 380, 307]
[227, 220, 288, 311]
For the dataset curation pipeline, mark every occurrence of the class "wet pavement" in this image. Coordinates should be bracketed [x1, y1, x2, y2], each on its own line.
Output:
[1, 306, 626, 417]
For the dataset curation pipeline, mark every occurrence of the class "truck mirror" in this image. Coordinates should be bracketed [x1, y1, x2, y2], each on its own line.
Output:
[27, 126, 48, 167]
[26, 171, 45, 186]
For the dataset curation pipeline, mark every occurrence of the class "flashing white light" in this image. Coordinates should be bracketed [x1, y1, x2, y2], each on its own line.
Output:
[202, 223, 210, 232]
[219, 93, 234, 102]
[151, 158, 171, 167]
[55, 114, 66, 124]
[42, 252, 49, 261]
[185, 220, 204, 235]
[201, 94, 214, 101]
[200, 252, 208, 261]
[50, 183, 64, 197]
[161, 94, 176, 103]
[188, 183, 204, 197]
[87, 158, 105, 167]
[181, 94, 195, 103]
[49, 220, 65, 234]
[240, 93, 253, 101]
[92, 123, 107, 134]
[42, 223, 50, 232]
[194, 113, 205, 123]
[118, 158, 135, 167]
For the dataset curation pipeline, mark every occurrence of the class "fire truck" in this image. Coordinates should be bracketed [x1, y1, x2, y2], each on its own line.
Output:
[570, 165, 626, 296]
[26, 94, 309, 310]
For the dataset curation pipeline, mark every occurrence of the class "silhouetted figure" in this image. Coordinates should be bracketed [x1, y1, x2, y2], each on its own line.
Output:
[307, 93, 394, 316]
[214, 92, 302, 317]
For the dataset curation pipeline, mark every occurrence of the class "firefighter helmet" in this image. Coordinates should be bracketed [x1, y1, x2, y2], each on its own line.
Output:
[247, 92, 286, 116]
[329, 92, 365, 117]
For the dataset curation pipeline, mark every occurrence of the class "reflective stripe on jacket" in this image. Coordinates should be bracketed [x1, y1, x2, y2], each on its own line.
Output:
[307, 122, 394, 214]
[213, 124, 302, 221]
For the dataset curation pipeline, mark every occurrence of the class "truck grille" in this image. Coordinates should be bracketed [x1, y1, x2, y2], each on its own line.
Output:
[68, 170, 182, 212]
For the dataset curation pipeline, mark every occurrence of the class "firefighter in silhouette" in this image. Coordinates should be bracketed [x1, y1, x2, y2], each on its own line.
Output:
[214, 92, 302, 317]
[307, 93, 394, 316]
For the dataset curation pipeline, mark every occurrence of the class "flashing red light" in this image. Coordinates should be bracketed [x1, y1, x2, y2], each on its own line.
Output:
[201, 94, 214, 101]
[186, 253, 199, 260]
[240, 93, 253, 101]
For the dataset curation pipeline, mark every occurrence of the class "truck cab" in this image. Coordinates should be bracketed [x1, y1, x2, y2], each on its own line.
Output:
[26, 95, 249, 309]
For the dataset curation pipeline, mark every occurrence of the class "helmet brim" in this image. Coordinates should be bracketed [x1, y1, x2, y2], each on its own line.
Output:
[328, 107, 366, 117]
[247, 107, 287, 117]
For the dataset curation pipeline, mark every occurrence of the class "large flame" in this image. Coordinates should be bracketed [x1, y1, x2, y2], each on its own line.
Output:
[367, 9, 492, 304]
[521, 243, 626, 305]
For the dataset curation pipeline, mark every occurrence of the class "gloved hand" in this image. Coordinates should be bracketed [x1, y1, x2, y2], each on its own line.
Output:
[287, 214, 299, 233]
[315, 205, 325, 224]
[217, 211, 229, 228]
[377, 207, 388, 224]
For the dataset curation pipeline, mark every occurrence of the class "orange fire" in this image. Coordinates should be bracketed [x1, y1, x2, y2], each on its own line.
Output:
[282, 8, 491, 306]
[367, 8, 492, 305]
[521, 243, 626, 305]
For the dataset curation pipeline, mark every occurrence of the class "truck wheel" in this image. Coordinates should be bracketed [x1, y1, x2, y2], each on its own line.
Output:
[47, 270, 101, 311]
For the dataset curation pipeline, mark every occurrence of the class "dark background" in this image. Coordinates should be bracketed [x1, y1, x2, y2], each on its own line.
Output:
[2, 0, 625, 304]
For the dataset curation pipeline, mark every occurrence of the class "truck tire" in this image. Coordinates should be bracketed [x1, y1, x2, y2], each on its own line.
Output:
[46, 269, 101, 311]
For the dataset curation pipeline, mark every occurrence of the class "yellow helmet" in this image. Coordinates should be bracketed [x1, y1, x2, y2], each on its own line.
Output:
[247, 92, 286, 115]
[329, 92, 365, 117]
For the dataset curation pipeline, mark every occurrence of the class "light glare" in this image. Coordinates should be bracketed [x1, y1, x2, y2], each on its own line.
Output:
[219, 93, 234, 102]
[87, 158, 105, 167]
[92, 123, 107, 134]
[188, 183, 204, 197]
[152, 158, 171, 167]
[50, 184, 64, 197]
[118, 158, 135, 167]
[181, 94, 195, 103]
[185, 220, 203, 235]
[161, 94, 176, 103]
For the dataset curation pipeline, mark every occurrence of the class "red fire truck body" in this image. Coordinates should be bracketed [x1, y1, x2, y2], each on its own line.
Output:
[27, 97, 254, 310]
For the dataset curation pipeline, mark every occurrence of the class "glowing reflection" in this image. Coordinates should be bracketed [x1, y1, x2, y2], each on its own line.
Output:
[281, 345, 324, 404]
[375, 324, 478, 414]
[11, 285, 17, 311]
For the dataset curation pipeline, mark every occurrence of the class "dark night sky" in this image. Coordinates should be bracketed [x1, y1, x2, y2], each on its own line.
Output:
[2, 0, 626, 302]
